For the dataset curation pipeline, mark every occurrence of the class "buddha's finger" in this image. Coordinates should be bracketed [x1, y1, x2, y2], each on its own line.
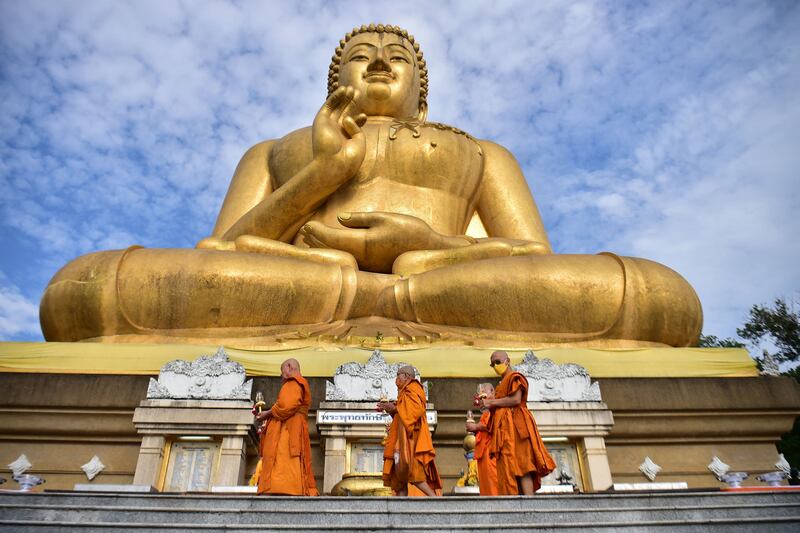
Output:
[305, 222, 367, 257]
[341, 116, 362, 139]
[330, 86, 355, 121]
[322, 86, 348, 115]
[337, 211, 389, 229]
[354, 113, 367, 127]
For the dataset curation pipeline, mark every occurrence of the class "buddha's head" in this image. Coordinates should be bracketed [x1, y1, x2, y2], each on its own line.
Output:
[328, 24, 428, 121]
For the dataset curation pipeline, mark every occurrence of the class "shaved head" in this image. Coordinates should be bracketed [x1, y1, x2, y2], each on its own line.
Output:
[395, 364, 416, 390]
[281, 358, 300, 379]
[398, 365, 415, 377]
[490, 351, 509, 363]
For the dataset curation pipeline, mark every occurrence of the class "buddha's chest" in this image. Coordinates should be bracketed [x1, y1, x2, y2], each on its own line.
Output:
[349, 120, 485, 198]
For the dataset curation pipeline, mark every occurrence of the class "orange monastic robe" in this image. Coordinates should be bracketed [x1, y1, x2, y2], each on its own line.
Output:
[474, 410, 498, 495]
[258, 375, 319, 496]
[490, 372, 555, 495]
[382, 379, 442, 494]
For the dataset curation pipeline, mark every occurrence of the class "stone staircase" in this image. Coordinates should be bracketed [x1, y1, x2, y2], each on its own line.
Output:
[1, 490, 799, 531]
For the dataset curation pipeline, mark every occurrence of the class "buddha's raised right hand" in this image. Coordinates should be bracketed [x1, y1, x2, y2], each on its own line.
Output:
[212, 87, 369, 243]
[312, 85, 368, 184]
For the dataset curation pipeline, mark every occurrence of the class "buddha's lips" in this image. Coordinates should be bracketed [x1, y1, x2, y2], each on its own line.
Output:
[364, 73, 395, 82]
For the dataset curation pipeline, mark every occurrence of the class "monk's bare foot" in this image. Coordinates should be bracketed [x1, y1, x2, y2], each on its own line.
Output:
[413, 481, 437, 497]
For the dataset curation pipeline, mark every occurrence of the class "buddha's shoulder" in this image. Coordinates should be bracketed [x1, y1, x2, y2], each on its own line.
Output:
[261, 127, 314, 174]
[270, 126, 313, 154]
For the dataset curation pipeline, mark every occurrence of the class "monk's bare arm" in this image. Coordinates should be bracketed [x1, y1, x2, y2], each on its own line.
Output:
[484, 388, 523, 408]
[476, 140, 552, 252]
[466, 421, 488, 432]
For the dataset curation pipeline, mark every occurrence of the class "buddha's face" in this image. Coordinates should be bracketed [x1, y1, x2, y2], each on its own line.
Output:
[338, 32, 421, 119]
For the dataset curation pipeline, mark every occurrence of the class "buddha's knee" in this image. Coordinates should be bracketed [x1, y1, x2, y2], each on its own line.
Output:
[383, 253, 702, 346]
[41, 247, 360, 341]
[40, 249, 134, 341]
[602, 255, 702, 346]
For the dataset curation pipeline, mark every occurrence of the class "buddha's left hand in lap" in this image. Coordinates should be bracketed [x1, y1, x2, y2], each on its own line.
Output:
[299, 211, 474, 273]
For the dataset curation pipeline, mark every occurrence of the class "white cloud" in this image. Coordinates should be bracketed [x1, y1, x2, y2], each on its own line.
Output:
[0, 278, 40, 339]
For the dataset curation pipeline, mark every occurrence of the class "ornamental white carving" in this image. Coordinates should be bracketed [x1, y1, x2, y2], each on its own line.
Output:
[760, 350, 780, 376]
[776, 453, 791, 474]
[708, 456, 731, 479]
[325, 350, 429, 401]
[8, 454, 32, 477]
[146, 347, 253, 400]
[514, 350, 602, 402]
[81, 456, 106, 481]
[638, 456, 662, 482]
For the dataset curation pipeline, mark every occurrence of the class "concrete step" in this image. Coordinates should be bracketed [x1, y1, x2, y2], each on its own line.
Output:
[2, 517, 800, 532]
[2, 490, 799, 510]
[0, 490, 798, 532]
[1, 502, 799, 525]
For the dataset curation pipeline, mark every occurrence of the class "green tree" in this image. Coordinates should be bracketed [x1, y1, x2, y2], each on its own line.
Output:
[698, 334, 745, 348]
[737, 297, 800, 364]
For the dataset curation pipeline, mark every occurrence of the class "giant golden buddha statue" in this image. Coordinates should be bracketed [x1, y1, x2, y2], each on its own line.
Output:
[40, 24, 702, 347]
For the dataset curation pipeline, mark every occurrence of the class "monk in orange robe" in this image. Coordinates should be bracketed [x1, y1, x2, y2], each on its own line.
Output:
[466, 383, 499, 495]
[377, 365, 442, 496]
[254, 358, 319, 496]
[481, 351, 556, 495]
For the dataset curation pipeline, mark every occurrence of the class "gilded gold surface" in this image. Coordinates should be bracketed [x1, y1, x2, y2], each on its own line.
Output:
[40, 23, 702, 348]
[330, 472, 393, 496]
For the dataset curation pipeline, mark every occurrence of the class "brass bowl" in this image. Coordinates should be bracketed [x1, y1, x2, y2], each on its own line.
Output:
[330, 472, 393, 496]
[463, 433, 476, 452]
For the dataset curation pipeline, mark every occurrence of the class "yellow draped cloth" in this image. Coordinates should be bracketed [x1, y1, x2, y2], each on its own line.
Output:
[0, 342, 758, 378]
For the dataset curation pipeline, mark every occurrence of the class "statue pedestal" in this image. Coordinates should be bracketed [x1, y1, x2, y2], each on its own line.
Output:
[532, 401, 614, 491]
[316, 401, 437, 494]
[132, 399, 256, 491]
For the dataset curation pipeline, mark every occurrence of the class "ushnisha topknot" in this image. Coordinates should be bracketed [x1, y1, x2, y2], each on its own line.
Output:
[327, 24, 428, 116]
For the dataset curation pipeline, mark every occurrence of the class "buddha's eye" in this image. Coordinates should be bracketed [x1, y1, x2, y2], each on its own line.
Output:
[390, 56, 409, 63]
[349, 54, 369, 62]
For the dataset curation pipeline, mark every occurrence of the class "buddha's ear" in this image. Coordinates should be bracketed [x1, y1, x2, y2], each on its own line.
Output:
[417, 104, 428, 122]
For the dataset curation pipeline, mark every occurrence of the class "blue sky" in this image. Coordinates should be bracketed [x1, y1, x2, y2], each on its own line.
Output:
[1, 0, 798, 352]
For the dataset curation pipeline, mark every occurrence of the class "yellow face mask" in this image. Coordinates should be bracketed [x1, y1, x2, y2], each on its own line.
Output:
[493, 363, 508, 376]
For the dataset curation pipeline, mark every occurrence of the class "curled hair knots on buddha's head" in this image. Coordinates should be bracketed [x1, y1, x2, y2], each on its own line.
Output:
[327, 23, 428, 117]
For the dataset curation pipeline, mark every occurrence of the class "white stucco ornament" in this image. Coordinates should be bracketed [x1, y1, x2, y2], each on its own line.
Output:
[81, 456, 106, 481]
[775, 453, 791, 474]
[146, 347, 252, 400]
[708, 456, 731, 479]
[638, 456, 662, 482]
[759, 350, 780, 376]
[8, 454, 32, 477]
[514, 350, 601, 402]
[325, 350, 428, 401]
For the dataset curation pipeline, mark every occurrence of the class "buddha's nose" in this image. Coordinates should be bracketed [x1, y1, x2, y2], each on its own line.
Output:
[367, 47, 392, 73]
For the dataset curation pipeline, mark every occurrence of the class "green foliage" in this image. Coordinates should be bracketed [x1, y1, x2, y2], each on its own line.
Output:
[777, 416, 800, 473]
[698, 334, 745, 348]
[737, 298, 800, 363]
[782, 366, 800, 385]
